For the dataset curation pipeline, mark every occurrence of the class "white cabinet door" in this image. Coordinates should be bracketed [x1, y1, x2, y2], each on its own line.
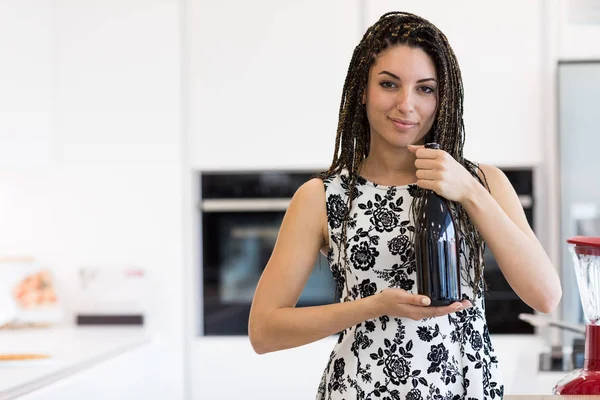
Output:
[364, 1, 544, 167]
[189, 0, 361, 171]
[558, 0, 600, 60]
[52, 0, 182, 167]
[0, 0, 53, 169]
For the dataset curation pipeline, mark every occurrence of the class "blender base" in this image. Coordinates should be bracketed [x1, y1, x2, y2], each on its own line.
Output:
[554, 323, 600, 394]
[554, 368, 600, 394]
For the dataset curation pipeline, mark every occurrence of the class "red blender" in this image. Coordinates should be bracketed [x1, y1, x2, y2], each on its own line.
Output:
[555, 236, 600, 394]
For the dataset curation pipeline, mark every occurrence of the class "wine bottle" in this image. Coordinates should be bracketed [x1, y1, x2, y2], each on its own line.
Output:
[414, 143, 461, 306]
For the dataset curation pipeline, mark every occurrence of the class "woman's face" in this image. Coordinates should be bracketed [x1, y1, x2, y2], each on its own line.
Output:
[363, 44, 439, 149]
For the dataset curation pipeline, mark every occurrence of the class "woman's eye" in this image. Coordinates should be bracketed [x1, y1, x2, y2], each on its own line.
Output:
[380, 81, 397, 89]
[420, 86, 435, 94]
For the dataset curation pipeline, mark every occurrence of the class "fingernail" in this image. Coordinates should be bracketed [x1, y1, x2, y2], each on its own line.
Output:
[421, 298, 431, 306]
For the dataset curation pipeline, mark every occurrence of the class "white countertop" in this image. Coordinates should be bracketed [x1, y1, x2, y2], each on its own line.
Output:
[0, 325, 153, 400]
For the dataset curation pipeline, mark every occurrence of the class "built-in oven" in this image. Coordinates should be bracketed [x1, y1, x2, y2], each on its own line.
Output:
[199, 168, 536, 336]
[200, 171, 335, 335]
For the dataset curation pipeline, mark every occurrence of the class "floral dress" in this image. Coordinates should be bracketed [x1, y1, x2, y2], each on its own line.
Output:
[316, 171, 504, 400]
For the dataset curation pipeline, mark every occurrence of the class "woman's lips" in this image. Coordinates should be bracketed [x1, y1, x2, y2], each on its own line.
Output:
[390, 117, 418, 131]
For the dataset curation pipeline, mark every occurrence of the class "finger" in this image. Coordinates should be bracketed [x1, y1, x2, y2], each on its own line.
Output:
[409, 300, 473, 320]
[416, 179, 437, 191]
[414, 148, 440, 159]
[415, 169, 437, 181]
[399, 291, 431, 306]
[428, 303, 463, 318]
[444, 300, 473, 313]
[414, 158, 438, 170]
[406, 144, 423, 153]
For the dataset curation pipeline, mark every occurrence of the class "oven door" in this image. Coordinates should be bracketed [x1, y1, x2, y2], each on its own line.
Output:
[201, 200, 335, 336]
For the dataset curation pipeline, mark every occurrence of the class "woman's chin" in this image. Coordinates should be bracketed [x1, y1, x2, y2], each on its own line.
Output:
[388, 136, 420, 149]
[372, 130, 426, 149]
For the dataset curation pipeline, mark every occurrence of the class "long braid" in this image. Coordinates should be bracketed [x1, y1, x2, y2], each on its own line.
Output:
[317, 12, 490, 301]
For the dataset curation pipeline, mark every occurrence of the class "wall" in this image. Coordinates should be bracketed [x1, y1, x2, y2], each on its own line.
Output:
[0, 0, 186, 398]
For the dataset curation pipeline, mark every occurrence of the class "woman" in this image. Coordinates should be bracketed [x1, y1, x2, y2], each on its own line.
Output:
[248, 11, 561, 399]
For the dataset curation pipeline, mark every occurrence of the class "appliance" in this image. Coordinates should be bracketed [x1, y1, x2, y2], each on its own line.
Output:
[75, 266, 146, 325]
[558, 61, 600, 362]
[199, 169, 535, 335]
[554, 236, 600, 394]
[200, 171, 335, 335]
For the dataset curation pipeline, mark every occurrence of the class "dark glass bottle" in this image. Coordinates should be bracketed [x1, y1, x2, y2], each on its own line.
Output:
[414, 143, 461, 306]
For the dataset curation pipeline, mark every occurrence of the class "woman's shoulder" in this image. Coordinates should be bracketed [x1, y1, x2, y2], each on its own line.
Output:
[291, 178, 328, 210]
[476, 163, 505, 183]
[475, 163, 515, 195]
[299, 177, 326, 195]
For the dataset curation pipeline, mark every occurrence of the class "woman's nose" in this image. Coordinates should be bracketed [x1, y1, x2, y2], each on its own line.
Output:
[396, 88, 414, 113]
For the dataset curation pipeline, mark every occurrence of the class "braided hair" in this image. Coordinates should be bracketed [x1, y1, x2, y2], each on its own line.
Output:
[316, 11, 490, 301]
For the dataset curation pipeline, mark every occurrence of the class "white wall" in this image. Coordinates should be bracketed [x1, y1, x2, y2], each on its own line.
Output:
[0, 0, 185, 398]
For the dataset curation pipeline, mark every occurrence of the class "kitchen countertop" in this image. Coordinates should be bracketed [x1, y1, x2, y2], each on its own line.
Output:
[0, 325, 152, 400]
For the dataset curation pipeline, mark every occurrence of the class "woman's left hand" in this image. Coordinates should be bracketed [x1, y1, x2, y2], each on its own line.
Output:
[407, 144, 477, 204]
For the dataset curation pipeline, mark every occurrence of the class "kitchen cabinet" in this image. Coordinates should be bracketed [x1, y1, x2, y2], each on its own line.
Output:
[557, 0, 600, 60]
[364, 1, 544, 167]
[190, 335, 569, 398]
[0, 0, 53, 169]
[188, 0, 361, 170]
[52, 0, 182, 167]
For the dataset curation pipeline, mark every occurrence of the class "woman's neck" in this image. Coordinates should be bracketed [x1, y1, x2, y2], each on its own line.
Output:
[359, 145, 418, 186]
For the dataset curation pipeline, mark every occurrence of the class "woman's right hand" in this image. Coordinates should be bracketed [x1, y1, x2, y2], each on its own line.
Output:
[374, 288, 472, 320]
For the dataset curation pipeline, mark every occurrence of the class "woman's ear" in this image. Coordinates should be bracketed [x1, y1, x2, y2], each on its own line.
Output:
[362, 89, 366, 105]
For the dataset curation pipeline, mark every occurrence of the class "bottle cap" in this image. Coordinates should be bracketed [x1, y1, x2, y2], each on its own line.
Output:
[425, 143, 440, 149]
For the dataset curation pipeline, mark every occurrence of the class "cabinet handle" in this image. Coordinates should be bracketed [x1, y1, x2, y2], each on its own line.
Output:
[518, 195, 533, 208]
[200, 198, 291, 212]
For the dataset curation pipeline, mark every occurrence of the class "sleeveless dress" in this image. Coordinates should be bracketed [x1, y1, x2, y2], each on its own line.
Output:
[316, 170, 504, 400]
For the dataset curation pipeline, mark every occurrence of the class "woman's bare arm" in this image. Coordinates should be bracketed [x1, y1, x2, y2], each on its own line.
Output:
[461, 164, 562, 313]
[248, 178, 381, 354]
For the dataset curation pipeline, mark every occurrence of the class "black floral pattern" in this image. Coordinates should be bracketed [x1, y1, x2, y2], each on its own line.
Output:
[350, 240, 379, 271]
[327, 194, 348, 229]
[358, 279, 378, 298]
[427, 343, 449, 374]
[318, 171, 504, 399]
